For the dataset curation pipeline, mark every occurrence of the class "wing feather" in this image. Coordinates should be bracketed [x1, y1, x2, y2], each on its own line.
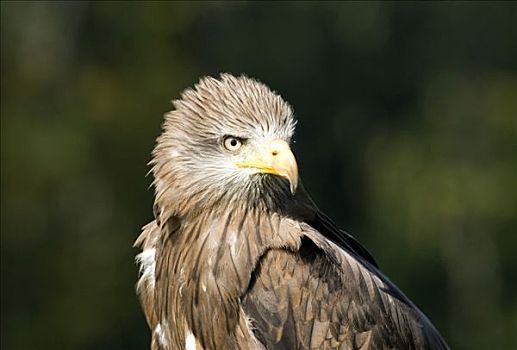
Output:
[242, 221, 449, 350]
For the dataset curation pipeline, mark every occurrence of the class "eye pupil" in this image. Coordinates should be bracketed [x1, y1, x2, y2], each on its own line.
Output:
[230, 139, 237, 146]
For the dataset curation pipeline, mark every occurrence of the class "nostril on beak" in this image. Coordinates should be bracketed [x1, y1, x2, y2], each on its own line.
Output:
[272, 150, 278, 156]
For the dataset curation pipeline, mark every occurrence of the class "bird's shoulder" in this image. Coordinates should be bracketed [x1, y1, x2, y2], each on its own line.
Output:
[242, 220, 449, 350]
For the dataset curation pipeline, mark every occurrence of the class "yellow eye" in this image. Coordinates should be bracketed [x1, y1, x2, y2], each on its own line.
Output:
[223, 136, 243, 151]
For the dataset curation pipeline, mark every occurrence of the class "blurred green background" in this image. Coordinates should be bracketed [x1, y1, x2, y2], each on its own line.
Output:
[1, 2, 516, 349]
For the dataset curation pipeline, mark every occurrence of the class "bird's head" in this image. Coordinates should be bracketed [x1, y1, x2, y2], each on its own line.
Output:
[151, 74, 299, 216]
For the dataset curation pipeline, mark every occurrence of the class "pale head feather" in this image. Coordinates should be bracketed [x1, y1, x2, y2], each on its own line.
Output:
[151, 74, 297, 220]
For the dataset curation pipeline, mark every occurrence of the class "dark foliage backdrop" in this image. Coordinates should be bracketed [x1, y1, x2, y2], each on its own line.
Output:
[1, 2, 516, 349]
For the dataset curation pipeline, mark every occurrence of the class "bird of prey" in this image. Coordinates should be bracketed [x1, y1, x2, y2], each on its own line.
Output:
[135, 74, 449, 350]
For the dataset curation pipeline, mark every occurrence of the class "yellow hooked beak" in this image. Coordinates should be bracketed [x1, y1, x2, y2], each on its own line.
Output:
[236, 139, 299, 194]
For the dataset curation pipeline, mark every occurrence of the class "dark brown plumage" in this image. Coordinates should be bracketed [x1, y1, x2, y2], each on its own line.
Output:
[135, 74, 449, 350]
